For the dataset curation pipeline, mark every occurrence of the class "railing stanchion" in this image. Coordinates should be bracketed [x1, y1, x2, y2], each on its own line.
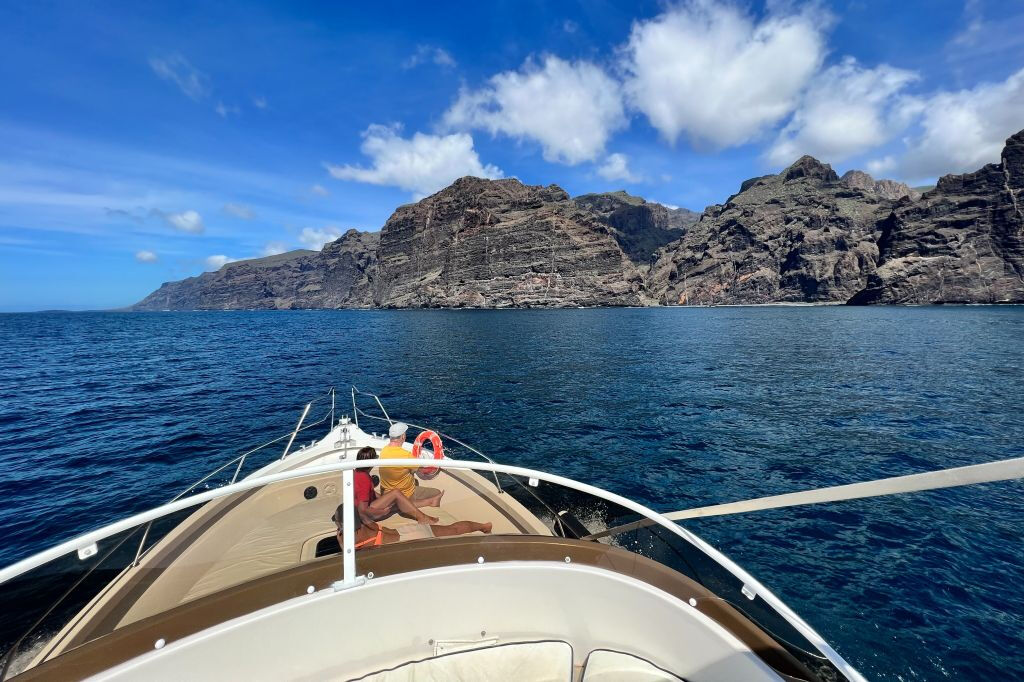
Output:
[281, 402, 312, 460]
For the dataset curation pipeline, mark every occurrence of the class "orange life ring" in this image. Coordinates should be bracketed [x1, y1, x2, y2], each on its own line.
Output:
[411, 430, 444, 480]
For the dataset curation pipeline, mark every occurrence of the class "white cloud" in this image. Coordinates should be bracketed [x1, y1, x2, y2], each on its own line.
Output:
[252, 96, 268, 109]
[866, 156, 896, 176]
[403, 45, 456, 69]
[767, 57, 918, 166]
[223, 202, 254, 219]
[135, 250, 158, 263]
[597, 153, 642, 183]
[443, 55, 626, 164]
[563, 19, 579, 34]
[158, 209, 204, 233]
[149, 54, 210, 100]
[205, 254, 237, 270]
[310, 184, 329, 197]
[215, 102, 240, 118]
[620, 3, 827, 147]
[325, 124, 503, 198]
[298, 227, 344, 250]
[262, 241, 287, 256]
[890, 67, 1024, 180]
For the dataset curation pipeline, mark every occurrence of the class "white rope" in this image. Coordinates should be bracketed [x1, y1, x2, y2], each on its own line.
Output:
[587, 456, 1024, 540]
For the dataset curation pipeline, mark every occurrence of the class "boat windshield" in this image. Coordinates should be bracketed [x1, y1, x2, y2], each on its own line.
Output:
[0, 461, 852, 682]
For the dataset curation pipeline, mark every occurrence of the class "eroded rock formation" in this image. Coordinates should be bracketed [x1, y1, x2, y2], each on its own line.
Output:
[648, 156, 896, 305]
[848, 130, 1024, 304]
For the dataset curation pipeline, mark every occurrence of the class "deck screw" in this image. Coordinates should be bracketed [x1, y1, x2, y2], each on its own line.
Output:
[688, 598, 697, 607]
[307, 585, 315, 594]
[564, 556, 571, 563]
[154, 638, 166, 649]
[477, 556, 485, 564]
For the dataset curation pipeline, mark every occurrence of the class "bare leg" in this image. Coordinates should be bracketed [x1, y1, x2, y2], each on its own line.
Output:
[369, 490, 437, 524]
[430, 520, 492, 537]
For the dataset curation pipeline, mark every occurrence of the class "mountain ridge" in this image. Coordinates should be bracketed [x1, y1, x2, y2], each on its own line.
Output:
[131, 128, 1024, 310]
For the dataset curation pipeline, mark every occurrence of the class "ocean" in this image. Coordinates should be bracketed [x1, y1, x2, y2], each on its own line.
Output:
[0, 307, 1021, 680]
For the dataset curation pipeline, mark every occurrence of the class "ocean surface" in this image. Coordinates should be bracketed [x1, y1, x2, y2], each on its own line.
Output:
[0, 307, 1022, 680]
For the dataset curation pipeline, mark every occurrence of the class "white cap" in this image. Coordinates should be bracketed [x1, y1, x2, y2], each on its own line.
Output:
[388, 422, 408, 438]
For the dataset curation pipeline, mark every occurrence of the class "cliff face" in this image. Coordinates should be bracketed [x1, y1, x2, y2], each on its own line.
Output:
[574, 191, 699, 265]
[130, 128, 1024, 309]
[648, 156, 897, 305]
[371, 178, 646, 307]
[132, 230, 378, 310]
[849, 131, 1024, 304]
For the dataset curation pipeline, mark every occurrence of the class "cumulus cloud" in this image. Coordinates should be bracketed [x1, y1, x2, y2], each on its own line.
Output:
[620, 2, 827, 148]
[310, 184, 330, 197]
[443, 55, 626, 164]
[597, 153, 642, 183]
[222, 202, 254, 219]
[886, 67, 1024, 180]
[325, 124, 503, 198]
[135, 250, 158, 263]
[252, 96, 268, 109]
[262, 241, 287, 256]
[156, 209, 204, 233]
[149, 54, 210, 100]
[298, 227, 344, 250]
[403, 45, 456, 69]
[205, 254, 237, 270]
[767, 57, 918, 166]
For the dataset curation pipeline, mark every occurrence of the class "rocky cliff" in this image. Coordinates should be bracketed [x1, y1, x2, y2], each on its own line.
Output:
[132, 229, 378, 310]
[574, 191, 699, 265]
[131, 128, 1024, 309]
[648, 156, 897, 305]
[848, 130, 1024, 304]
[371, 178, 645, 307]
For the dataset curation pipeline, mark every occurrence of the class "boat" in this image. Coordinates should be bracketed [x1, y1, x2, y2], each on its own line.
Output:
[1, 386, 1019, 681]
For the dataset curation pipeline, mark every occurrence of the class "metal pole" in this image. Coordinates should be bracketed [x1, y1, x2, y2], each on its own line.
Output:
[330, 387, 335, 434]
[281, 402, 311, 460]
[341, 468, 356, 584]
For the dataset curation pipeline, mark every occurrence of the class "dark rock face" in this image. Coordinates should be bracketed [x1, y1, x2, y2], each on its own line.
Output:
[849, 130, 1024, 304]
[131, 129, 1024, 310]
[840, 170, 920, 201]
[372, 178, 645, 307]
[648, 157, 895, 305]
[574, 191, 699, 265]
[132, 230, 378, 310]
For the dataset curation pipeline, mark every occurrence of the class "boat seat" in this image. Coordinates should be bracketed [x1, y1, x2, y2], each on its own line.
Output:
[581, 649, 685, 681]
[348, 640, 572, 682]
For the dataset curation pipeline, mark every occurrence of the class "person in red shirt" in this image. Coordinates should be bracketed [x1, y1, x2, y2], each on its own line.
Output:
[353, 446, 440, 524]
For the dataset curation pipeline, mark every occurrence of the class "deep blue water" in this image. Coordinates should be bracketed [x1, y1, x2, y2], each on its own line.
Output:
[0, 308, 1022, 680]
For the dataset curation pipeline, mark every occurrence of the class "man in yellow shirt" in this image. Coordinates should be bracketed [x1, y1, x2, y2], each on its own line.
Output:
[379, 422, 444, 506]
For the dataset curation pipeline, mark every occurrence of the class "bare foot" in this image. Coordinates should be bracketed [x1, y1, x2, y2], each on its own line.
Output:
[424, 491, 445, 507]
[480, 522, 492, 534]
[417, 513, 439, 524]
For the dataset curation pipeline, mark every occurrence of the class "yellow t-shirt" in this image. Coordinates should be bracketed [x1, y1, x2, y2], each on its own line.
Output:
[378, 445, 416, 497]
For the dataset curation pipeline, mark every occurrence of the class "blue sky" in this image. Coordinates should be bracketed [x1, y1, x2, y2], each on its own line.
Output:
[1, 0, 1022, 311]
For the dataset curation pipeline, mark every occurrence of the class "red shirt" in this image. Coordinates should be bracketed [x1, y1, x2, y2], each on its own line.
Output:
[354, 470, 377, 505]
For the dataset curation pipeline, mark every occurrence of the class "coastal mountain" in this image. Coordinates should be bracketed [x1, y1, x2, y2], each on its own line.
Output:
[131, 128, 1024, 309]
[369, 177, 645, 307]
[849, 129, 1024, 304]
[133, 230, 378, 310]
[647, 156, 901, 305]
[575, 191, 699, 266]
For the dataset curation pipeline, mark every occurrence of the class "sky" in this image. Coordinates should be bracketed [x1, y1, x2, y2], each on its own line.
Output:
[1, 0, 1022, 311]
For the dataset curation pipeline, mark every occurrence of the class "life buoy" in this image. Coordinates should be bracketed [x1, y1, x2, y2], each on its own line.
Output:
[411, 430, 444, 480]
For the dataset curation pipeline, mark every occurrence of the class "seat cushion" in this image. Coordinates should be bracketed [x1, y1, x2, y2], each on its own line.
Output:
[349, 640, 572, 682]
[582, 649, 685, 682]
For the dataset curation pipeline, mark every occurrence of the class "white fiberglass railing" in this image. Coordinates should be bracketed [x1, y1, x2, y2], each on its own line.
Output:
[0, 459, 861, 682]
